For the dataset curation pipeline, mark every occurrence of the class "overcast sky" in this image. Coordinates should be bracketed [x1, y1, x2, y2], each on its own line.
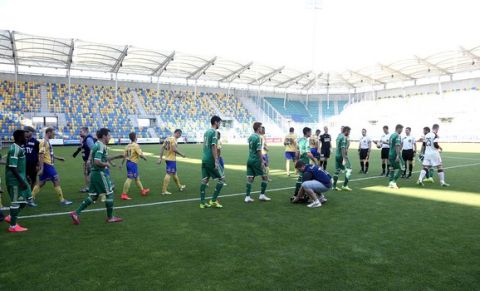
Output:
[0, 0, 478, 72]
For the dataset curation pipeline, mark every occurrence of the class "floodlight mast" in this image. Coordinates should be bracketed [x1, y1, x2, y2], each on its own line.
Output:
[9, 31, 18, 97]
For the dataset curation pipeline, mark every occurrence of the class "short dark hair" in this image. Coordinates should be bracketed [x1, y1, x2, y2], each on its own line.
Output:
[289, 127, 294, 133]
[315, 129, 321, 134]
[174, 129, 182, 134]
[24, 126, 35, 133]
[295, 160, 306, 168]
[303, 127, 311, 135]
[211, 115, 222, 125]
[96, 128, 110, 139]
[253, 122, 262, 132]
[81, 127, 89, 132]
[362, 128, 366, 131]
[432, 124, 439, 130]
[383, 125, 389, 130]
[406, 127, 411, 130]
[13, 129, 25, 142]
[45, 127, 54, 134]
[129, 132, 136, 142]
[424, 127, 430, 132]
[343, 126, 351, 133]
[395, 124, 404, 130]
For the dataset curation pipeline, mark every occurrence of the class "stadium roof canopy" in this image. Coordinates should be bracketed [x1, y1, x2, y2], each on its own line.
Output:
[1, 30, 480, 93]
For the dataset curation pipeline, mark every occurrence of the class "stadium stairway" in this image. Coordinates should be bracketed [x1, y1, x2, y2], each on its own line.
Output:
[40, 85, 49, 113]
[131, 90, 148, 116]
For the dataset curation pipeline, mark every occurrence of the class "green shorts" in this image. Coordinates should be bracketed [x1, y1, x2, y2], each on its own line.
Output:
[89, 171, 113, 196]
[7, 183, 32, 204]
[201, 162, 224, 180]
[389, 157, 404, 170]
[246, 159, 264, 177]
[335, 156, 351, 171]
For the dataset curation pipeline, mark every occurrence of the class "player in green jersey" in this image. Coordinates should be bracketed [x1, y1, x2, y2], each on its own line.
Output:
[245, 122, 271, 203]
[293, 127, 318, 197]
[332, 126, 352, 191]
[3, 130, 34, 232]
[199, 116, 224, 209]
[70, 128, 123, 224]
[388, 124, 404, 189]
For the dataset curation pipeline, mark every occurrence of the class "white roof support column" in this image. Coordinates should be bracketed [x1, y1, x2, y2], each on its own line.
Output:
[348, 70, 385, 86]
[111, 45, 129, 74]
[9, 31, 18, 75]
[415, 56, 451, 75]
[66, 39, 74, 77]
[219, 62, 253, 83]
[151, 51, 175, 77]
[187, 57, 217, 80]
[277, 71, 312, 88]
[250, 66, 284, 86]
[379, 63, 414, 80]
[460, 46, 480, 63]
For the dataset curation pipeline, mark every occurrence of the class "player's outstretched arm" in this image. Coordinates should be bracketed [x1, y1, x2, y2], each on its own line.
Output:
[157, 145, 165, 164]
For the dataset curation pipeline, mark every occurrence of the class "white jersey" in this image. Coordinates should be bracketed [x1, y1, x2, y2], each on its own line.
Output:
[424, 132, 439, 155]
[359, 136, 371, 149]
[402, 135, 416, 150]
[380, 133, 390, 149]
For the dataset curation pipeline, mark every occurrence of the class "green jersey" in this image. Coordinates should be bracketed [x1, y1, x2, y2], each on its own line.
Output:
[5, 143, 27, 186]
[389, 132, 401, 158]
[91, 141, 108, 172]
[335, 133, 349, 157]
[298, 137, 310, 163]
[247, 133, 262, 164]
[202, 128, 218, 164]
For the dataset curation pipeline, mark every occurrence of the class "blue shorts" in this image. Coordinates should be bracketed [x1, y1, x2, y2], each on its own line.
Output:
[39, 164, 59, 182]
[166, 160, 177, 175]
[285, 151, 296, 160]
[126, 160, 138, 179]
[310, 148, 320, 159]
[218, 157, 225, 169]
[262, 154, 269, 166]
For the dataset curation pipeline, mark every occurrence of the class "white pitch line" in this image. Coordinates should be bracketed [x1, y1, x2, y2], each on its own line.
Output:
[16, 162, 480, 220]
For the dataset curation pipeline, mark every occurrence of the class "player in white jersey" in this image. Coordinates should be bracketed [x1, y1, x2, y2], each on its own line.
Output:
[417, 124, 449, 187]
[401, 127, 416, 178]
[358, 128, 371, 174]
[375, 125, 390, 176]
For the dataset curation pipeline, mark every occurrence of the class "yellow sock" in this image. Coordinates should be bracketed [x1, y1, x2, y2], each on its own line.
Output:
[54, 186, 65, 201]
[162, 175, 171, 193]
[32, 184, 41, 199]
[135, 179, 144, 191]
[123, 179, 132, 194]
[173, 175, 182, 188]
[286, 160, 290, 174]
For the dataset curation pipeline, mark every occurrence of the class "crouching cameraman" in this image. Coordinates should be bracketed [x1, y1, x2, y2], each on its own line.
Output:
[291, 160, 332, 208]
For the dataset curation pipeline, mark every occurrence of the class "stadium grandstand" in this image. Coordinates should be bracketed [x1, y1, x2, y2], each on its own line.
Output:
[1, 30, 480, 143]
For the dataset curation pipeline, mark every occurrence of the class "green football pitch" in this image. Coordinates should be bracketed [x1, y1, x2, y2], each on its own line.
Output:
[1, 144, 479, 290]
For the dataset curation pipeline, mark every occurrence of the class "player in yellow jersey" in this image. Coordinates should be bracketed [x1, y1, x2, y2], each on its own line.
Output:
[309, 129, 321, 165]
[120, 132, 149, 200]
[158, 129, 186, 195]
[284, 127, 297, 176]
[31, 127, 72, 206]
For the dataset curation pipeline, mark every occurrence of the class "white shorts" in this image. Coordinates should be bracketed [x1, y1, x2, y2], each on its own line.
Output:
[302, 180, 331, 194]
[423, 152, 442, 167]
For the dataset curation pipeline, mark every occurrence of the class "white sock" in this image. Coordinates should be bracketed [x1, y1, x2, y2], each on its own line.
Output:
[419, 169, 426, 181]
[438, 171, 445, 184]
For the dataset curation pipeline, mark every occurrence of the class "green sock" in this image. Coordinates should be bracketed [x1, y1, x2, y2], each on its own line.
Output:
[76, 196, 93, 215]
[105, 194, 114, 218]
[333, 175, 339, 187]
[389, 169, 395, 182]
[200, 183, 207, 203]
[343, 176, 349, 187]
[246, 183, 252, 197]
[261, 181, 268, 194]
[212, 182, 223, 202]
[9, 205, 19, 226]
[394, 169, 402, 181]
[428, 168, 434, 178]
